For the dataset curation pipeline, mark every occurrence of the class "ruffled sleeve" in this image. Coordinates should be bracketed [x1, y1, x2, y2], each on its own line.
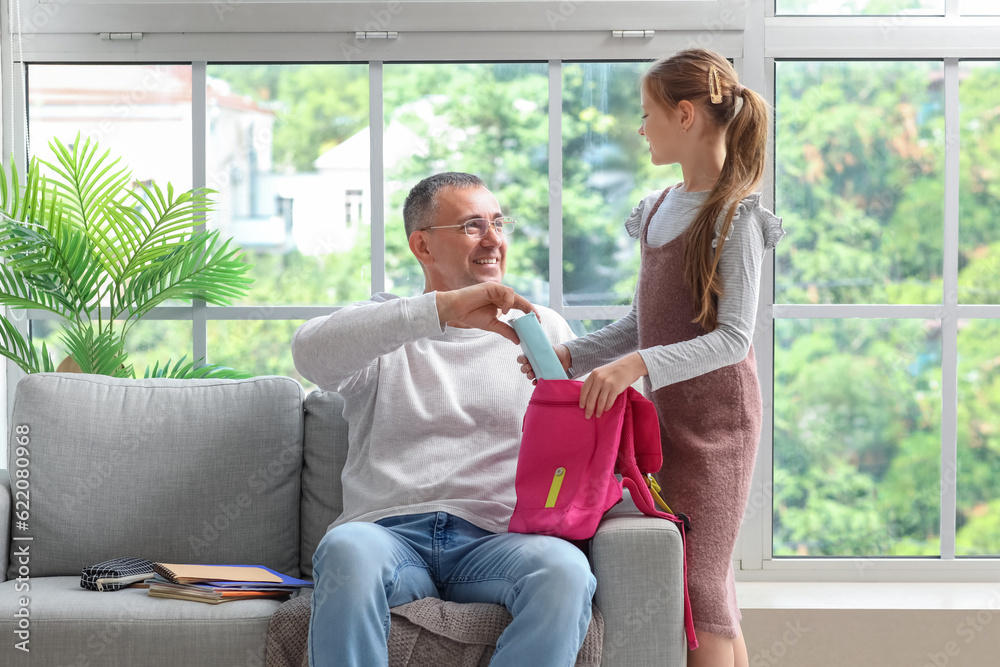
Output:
[624, 189, 669, 240]
[724, 192, 785, 250]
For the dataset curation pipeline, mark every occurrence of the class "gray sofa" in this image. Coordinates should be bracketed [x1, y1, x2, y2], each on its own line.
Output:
[0, 373, 687, 666]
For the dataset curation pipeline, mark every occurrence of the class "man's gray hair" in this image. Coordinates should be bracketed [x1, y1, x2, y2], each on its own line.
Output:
[403, 172, 486, 238]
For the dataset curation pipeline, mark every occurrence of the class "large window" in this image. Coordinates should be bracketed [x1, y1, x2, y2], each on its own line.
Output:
[382, 62, 550, 300]
[561, 62, 679, 311]
[206, 64, 371, 308]
[4, 0, 1000, 578]
[25, 64, 195, 375]
[28, 64, 193, 192]
[775, 61, 944, 306]
[772, 60, 946, 557]
[203, 64, 371, 381]
[772, 56, 1000, 561]
[774, 318, 942, 556]
[958, 61, 1000, 306]
[956, 61, 1000, 556]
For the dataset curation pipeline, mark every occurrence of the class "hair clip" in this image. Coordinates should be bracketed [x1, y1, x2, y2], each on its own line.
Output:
[709, 66, 723, 104]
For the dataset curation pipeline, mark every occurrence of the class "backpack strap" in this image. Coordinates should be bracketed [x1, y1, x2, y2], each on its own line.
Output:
[616, 390, 699, 649]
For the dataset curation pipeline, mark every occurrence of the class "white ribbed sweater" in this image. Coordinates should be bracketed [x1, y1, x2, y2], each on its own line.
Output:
[291, 291, 576, 534]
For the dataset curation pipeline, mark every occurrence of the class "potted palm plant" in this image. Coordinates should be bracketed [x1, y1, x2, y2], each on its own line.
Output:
[0, 134, 254, 378]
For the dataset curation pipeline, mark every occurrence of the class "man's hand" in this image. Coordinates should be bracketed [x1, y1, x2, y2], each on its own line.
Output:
[518, 344, 572, 384]
[578, 352, 648, 419]
[436, 283, 536, 345]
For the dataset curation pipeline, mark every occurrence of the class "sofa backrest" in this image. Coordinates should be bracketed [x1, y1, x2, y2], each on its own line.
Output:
[6, 373, 305, 579]
[298, 390, 350, 579]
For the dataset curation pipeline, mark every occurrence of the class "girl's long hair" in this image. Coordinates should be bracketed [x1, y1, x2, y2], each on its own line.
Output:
[641, 49, 769, 331]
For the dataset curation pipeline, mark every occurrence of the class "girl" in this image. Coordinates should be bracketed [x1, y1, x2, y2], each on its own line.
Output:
[522, 49, 783, 667]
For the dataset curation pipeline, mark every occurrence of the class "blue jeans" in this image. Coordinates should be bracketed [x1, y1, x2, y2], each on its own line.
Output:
[308, 512, 596, 667]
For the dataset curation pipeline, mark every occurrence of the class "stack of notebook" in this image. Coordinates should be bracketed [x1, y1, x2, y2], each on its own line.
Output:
[147, 563, 312, 604]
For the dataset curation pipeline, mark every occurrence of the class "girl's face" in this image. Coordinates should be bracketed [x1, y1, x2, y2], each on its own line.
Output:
[638, 88, 682, 166]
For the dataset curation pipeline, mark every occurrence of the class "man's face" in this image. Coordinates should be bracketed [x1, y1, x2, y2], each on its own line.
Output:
[413, 185, 508, 292]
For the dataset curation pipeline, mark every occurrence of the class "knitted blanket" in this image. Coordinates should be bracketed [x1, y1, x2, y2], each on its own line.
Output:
[266, 593, 604, 667]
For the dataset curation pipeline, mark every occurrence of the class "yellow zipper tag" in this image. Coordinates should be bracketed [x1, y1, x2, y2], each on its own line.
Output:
[646, 473, 673, 514]
[545, 467, 566, 508]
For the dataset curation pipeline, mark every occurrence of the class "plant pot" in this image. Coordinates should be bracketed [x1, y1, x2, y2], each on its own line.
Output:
[57, 355, 83, 373]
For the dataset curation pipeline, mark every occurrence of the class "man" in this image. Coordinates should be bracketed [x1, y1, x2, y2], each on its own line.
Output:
[291, 172, 595, 667]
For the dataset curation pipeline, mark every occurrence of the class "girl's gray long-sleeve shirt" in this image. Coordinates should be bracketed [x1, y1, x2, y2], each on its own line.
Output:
[565, 189, 784, 390]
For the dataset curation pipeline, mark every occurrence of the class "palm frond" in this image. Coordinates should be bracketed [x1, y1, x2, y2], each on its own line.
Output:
[41, 183, 107, 312]
[85, 197, 146, 282]
[0, 155, 108, 321]
[0, 158, 46, 225]
[0, 156, 8, 212]
[120, 230, 253, 324]
[59, 323, 132, 377]
[0, 316, 52, 374]
[117, 183, 216, 272]
[86, 181, 215, 286]
[0, 260, 77, 317]
[23, 160, 47, 224]
[144, 355, 253, 379]
[40, 134, 132, 230]
[0, 208, 105, 318]
[39, 135, 140, 284]
[39, 340, 56, 373]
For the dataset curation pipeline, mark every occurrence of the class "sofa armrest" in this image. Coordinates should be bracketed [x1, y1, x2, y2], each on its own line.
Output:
[591, 499, 687, 667]
[1, 471, 10, 582]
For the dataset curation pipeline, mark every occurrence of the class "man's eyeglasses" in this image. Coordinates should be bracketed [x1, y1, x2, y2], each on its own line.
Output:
[421, 217, 516, 238]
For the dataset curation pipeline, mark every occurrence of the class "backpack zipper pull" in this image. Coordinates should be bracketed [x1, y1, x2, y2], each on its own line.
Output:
[646, 473, 674, 514]
[545, 467, 566, 508]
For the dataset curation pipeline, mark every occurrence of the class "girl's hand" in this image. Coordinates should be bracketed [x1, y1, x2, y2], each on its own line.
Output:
[517, 344, 572, 384]
[579, 352, 649, 419]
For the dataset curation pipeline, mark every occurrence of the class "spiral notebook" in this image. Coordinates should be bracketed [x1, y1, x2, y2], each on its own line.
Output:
[153, 563, 310, 587]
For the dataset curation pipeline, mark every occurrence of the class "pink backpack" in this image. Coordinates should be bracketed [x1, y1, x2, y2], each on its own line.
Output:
[508, 379, 698, 648]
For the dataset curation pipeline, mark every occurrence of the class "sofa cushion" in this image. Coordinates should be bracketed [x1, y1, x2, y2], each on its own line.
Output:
[299, 390, 350, 579]
[6, 373, 305, 579]
[0, 576, 283, 667]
